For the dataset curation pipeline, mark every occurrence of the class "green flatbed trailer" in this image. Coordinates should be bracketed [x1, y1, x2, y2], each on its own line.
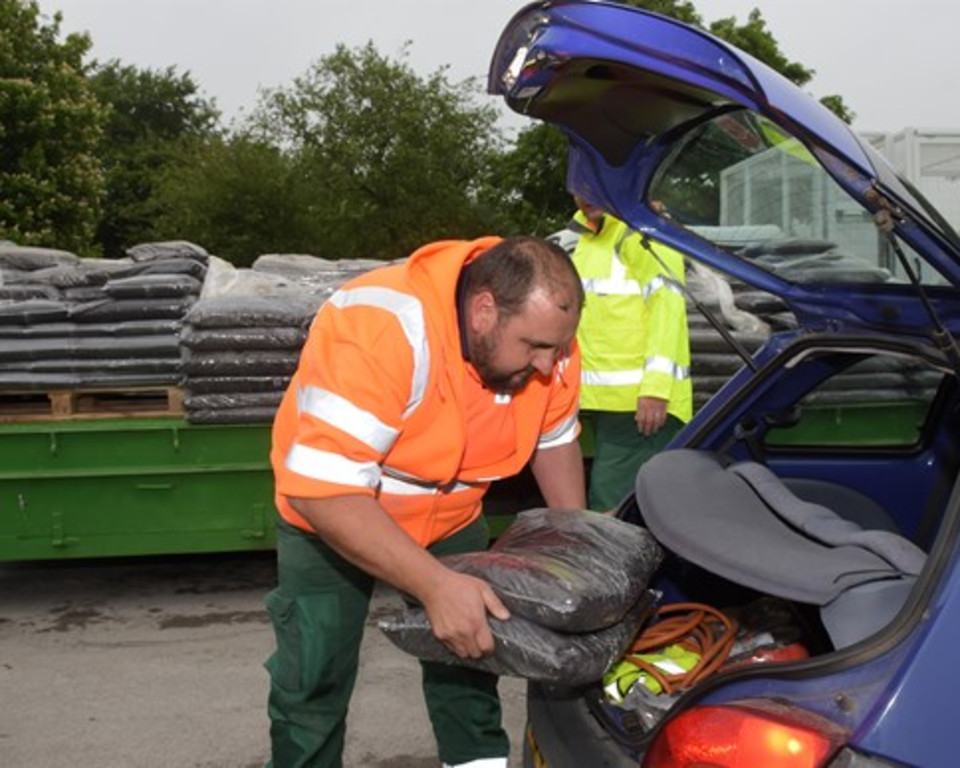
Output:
[0, 417, 276, 562]
[0, 415, 532, 563]
[0, 399, 926, 563]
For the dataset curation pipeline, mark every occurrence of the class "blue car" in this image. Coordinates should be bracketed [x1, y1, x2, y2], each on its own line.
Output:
[488, 3, 960, 767]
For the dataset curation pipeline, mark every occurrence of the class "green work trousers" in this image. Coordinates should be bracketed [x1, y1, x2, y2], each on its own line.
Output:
[584, 410, 683, 511]
[264, 516, 509, 768]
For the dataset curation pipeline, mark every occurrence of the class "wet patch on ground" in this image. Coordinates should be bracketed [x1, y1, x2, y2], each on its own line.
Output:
[158, 610, 268, 629]
[173, 579, 272, 595]
[40, 605, 109, 633]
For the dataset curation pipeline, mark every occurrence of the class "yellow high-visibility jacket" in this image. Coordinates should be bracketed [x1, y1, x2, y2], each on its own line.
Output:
[558, 212, 692, 421]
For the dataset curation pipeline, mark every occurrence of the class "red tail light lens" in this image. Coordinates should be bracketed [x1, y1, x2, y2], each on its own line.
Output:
[643, 699, 848, 768]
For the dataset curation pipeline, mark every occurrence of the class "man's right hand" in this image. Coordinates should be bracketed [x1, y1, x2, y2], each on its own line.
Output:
[290, 495, 511, 659]
[421, 571, 510, 660]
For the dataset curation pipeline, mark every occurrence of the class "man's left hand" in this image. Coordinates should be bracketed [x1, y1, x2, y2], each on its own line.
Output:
[635, 396, 668, 436]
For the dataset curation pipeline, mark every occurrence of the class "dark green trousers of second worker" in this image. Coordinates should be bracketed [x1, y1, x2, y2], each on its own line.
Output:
[264, 516, 509, 768]
[584, 410, 684, 511]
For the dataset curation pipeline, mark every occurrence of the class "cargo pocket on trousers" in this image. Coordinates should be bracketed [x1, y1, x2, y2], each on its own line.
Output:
[265, 588, 359, 698]
[265, 589, 302, 694]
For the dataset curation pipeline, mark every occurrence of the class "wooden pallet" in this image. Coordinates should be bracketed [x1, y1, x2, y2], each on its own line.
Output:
[0, 386, 184, 423]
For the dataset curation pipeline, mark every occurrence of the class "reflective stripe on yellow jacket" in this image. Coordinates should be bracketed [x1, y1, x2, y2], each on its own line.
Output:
[270, 238, 582, 547]
[564, 213, 692, 422]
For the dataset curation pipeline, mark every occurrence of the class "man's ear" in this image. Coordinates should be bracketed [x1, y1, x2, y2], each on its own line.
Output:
[468, 289, 498, 334]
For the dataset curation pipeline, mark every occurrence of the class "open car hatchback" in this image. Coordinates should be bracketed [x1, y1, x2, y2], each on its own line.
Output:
[488, 3, 960, 767]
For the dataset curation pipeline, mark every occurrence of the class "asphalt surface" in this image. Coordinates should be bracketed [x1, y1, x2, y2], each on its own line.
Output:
[0, 551, 526, 767]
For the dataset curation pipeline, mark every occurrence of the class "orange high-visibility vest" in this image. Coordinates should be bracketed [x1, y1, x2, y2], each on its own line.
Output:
[271, 237, 581, 547]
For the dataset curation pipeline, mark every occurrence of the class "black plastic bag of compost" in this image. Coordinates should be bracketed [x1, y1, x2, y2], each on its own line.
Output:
[379, 590, 657, 686]
[442, 508, 663, 633]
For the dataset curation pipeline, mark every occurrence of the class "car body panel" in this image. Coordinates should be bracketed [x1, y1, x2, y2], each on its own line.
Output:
[488, 1, 960, 340]
[855, 560, 960, 763]
[511, 305, 960, 768]
[487, 3, 960, 767]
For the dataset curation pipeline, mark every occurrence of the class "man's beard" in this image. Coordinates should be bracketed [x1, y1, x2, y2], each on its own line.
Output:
[470, 329, 536, 393]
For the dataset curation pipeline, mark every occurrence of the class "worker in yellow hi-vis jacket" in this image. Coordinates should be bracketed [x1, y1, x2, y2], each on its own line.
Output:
[551, 195, 692, 511]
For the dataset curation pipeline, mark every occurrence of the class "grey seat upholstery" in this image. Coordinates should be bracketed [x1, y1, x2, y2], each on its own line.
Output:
[783, 478, 900, 534]
[635, 449, 926, 648]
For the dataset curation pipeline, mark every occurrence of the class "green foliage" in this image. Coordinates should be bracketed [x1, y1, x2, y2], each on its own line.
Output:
[0, 0, 105, 254]
[152, 134, 311, 267]
[0, 2, 862, 264]
[89, 61, 220, 257]
[819, 94, 856, 125]
[484, 122, 572, 236]
[243, 42, 506, 262]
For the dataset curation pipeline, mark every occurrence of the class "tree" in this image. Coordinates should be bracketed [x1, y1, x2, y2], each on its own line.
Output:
[0, 0, 105, 254]
[88, 61, 220, 258]
[483, 122, 571, 237]
[151, 133, 311, 267]
[246, 42, 506, 262]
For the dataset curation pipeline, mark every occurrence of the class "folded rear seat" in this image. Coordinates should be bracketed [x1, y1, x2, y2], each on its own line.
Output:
[635, 449, 926, 648]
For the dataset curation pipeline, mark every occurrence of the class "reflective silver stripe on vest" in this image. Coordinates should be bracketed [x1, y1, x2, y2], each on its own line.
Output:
[582, 368, 644, 387]
[297, 385, 399, 454]
[641, 275, 685, 300]
[582, 360, 689, 388]
[380, 468, 484, 496]
[580, 276, 643, 295]
[580, 228, 640, 295]
[538, 412, 579, 449]
[286, 443, 381, 488]
[645, 355, 690, 381]
[329, 286, 429, 417]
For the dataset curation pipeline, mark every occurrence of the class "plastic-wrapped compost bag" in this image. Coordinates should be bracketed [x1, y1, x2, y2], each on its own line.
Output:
[443, 509, 663, 633]
[379, 590, 657, 686]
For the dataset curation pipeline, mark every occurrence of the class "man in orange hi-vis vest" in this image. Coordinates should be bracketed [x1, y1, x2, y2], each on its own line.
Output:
[266, 235, 587, 768]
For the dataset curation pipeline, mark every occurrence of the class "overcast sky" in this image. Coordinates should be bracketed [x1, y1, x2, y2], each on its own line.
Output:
[39, 0, 960, 135]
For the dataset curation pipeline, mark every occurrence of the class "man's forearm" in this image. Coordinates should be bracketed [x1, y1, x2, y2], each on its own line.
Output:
[288, 493, 510, 659]
[289, 495, 448, 601]
[529, 440, 587, 509]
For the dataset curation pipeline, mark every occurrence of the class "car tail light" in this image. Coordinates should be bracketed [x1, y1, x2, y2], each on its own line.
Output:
[642, 699, 848, 768]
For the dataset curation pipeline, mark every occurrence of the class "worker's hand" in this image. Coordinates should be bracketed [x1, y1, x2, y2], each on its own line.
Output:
[421, 570, 510, 660]
[635, 396, 668, 436]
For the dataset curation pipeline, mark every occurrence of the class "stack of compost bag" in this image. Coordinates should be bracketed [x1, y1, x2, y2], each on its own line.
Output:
[684, 259, 779, 411]
[682, 242, 938, 410]
[0, 241, 206, 391]
[179, 291, 323, 424]
[379, 509, 663, 685]
[179, 254, 393, 424]
[251, 253, 386, 300]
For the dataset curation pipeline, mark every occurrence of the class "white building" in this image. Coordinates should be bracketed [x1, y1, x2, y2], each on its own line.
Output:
[862, 128, 960, 234]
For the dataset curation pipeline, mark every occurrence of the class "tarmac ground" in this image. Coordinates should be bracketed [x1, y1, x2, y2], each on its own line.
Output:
[0, 550, 526, 767]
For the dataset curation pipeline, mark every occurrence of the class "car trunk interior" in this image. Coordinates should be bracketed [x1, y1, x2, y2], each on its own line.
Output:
[577, 333, 960, 755]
